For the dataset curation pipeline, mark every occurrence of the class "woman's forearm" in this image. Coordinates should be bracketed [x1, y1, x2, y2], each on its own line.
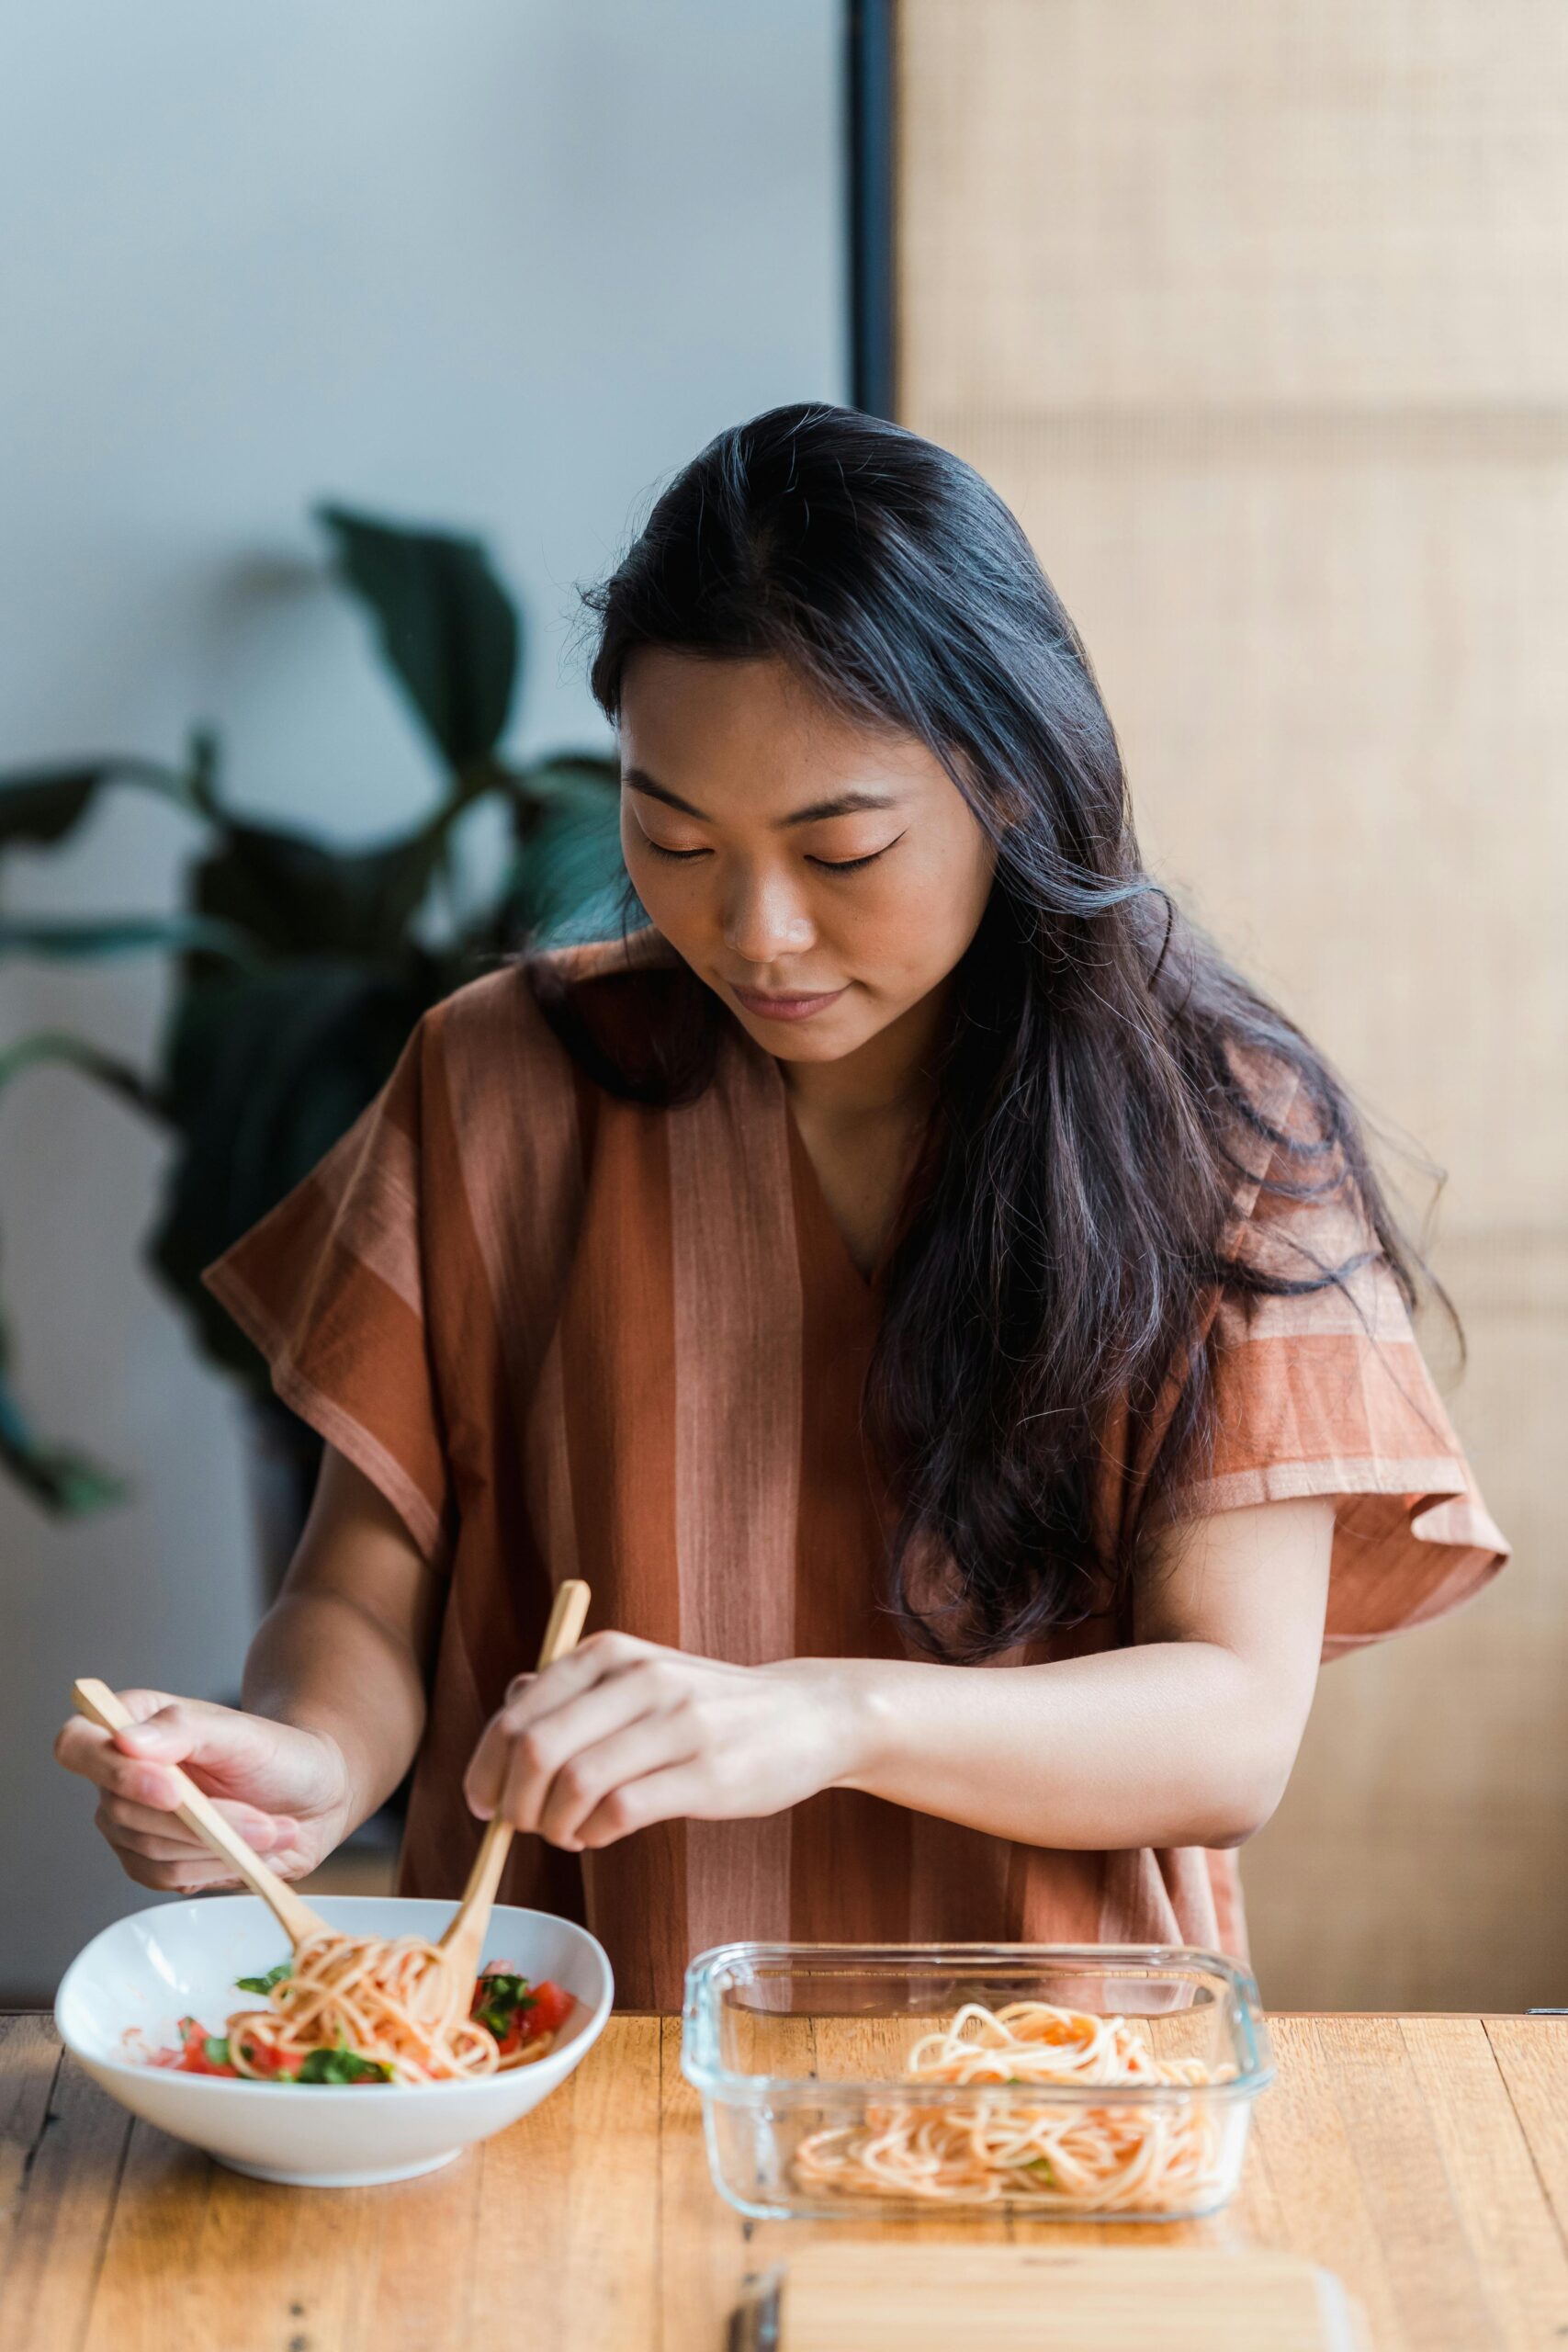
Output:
[826, 1640, 1303, 1852]
[818, 1496, 1335, 1853]
[238, 1445, 445, 1838]
[242, 1585, 427, 1834]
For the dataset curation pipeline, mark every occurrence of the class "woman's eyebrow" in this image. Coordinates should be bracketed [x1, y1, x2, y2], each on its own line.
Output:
[623, 765, 900, 828]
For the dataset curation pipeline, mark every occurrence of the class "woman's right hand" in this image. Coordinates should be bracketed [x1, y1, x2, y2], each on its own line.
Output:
[53, 1690, 355, 1893]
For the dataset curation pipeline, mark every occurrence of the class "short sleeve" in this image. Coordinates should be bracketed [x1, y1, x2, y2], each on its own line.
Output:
[1167, 1059, 1510, 1657]
[200, 1019, 455, 1573]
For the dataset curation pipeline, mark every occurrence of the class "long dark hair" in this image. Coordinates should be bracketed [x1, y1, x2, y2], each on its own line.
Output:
[531, 401, 1450, 1661]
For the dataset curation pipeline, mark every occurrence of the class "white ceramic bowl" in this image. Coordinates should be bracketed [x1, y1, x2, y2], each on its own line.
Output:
[55, 1893, 613, 2188]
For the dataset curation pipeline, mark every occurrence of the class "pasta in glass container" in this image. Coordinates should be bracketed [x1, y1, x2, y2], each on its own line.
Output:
[682, 1942, 1272, 2222]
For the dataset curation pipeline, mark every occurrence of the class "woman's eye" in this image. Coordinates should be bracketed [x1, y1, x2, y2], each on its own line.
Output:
[643, 840, 711, 862]
[639, 832, 902, 872]
[807, 832, 904, 873]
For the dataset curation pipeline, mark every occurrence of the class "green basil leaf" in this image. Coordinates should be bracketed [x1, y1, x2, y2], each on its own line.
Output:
[203, 2036, 232, 2069]
[295, 2042, 392, 2085]
[473, 1972, 535, 2012]
[472, 1971, 538, 2036]
[234, 1961, 293, 1995]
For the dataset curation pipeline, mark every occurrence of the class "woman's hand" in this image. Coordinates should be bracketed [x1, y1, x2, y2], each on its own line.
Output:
[463, 1633, 871, 1850]
[54, 1690, 355, 1892]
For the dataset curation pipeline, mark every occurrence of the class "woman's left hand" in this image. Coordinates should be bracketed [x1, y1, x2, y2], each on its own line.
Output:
[462, 1632, 871, 1849]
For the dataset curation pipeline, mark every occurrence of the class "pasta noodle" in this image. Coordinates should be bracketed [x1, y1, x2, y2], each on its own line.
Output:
[135, 1939, 573, 2085]
[228, 1933, 507, 2084]
[792, 1999, 1234, 2211]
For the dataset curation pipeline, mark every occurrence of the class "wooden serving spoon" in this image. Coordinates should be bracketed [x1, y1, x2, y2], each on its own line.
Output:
[439, 1577, 592, 1985]
[72, 1677, 328, 1948]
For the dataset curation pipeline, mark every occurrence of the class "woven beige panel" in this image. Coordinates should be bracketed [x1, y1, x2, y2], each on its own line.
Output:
[901, 0, 1568, 411]
[897, 0, 1568, 2007]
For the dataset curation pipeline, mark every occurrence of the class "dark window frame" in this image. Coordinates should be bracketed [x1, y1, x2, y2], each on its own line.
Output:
[845, 0, 897, 418]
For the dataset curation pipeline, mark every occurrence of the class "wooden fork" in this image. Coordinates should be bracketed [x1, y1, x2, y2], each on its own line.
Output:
[438, 1577, 592, 1984]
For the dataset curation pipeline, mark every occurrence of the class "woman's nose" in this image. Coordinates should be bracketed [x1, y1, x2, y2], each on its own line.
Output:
[722, 866, 815, 964]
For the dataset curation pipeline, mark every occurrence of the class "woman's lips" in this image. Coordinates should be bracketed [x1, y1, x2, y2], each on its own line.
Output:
[730, 982, 847, 1023]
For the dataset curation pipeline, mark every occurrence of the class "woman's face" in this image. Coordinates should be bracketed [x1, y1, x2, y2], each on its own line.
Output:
[617, 650, 998, 1071]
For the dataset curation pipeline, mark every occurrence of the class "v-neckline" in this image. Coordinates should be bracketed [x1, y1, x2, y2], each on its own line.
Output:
[774, 1065, 911, 1307]
[722, 1008, 900, 1301]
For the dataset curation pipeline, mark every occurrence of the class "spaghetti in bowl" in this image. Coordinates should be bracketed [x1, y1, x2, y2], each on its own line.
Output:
[55, 1894, 613, 2187]
[682, 1942, 1271, 2222]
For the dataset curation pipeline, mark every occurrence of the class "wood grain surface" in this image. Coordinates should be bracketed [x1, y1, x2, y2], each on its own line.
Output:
[3, 2012, 1567, 2350]
[762, 2244, 1371, 2352]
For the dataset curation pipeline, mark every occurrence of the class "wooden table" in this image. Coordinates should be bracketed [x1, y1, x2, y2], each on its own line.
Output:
[3, 2012, 1567, 2351]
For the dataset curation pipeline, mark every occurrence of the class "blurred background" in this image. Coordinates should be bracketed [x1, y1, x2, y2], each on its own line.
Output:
[4, 1, 1559, 2014]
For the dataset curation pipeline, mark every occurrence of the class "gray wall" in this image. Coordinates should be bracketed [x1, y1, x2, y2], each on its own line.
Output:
[0, 0, 846, 1996]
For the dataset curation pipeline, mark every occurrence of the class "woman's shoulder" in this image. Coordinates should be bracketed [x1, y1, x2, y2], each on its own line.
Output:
[1214, 1036, 1344, 1213]
[423, 930, 680, 1050]
[528, 926, 684, 991]
[1220, 1036, 1312, 1155]
[418, 928, 700, 1114]
[1212, 1035, 1385, 1302]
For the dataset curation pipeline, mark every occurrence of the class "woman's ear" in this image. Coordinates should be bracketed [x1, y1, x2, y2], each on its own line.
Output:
[951, 744, 1026, 838]
[987, 779, 1031, 839]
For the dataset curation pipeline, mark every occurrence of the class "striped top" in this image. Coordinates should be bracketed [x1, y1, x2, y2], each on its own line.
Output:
[203, 929, 1509, 2011]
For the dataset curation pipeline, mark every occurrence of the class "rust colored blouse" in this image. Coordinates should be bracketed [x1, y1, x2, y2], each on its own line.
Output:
[203, 930, 1509, 2010]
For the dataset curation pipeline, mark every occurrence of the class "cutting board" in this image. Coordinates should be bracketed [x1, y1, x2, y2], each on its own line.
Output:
[733, 2244, 1371, 2352]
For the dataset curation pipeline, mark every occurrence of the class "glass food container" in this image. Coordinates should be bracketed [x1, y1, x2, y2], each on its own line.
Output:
[681, 1942, 1273, 2222]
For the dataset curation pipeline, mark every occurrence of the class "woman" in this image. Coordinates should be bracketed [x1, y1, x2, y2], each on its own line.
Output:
[56, 404, 1507, 2008]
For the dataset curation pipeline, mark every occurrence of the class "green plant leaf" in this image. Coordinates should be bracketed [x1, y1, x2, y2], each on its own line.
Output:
[498, 756, 627, 945]
[0, 1028, 163, 1118]
[0, 747, 214, 851]
[317, 504, 520, 772]
[147, 958, 441, 1382]
[188, 806, 473, 967]
[0, 510, 623, 1524]
[519, 752, 621, 807]
[0, 1033, 165, 1512]
[0, 1294, 127, 1515]
[0, 914, 254, 964]
[0, 1412, 126, 1514]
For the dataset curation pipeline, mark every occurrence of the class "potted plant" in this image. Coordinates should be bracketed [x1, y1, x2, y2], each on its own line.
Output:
[0, 503, 627, 1594]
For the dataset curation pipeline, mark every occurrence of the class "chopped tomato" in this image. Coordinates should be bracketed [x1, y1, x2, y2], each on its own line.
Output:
[492, 2011, 527, 2060]
[472, 1969, 574, 2057]
[154, 2018, 240, 2076]
[184, 2047, 239, 2078]
[524, 1979, 573, 2038]
[236, 2036, 294, 2079]
[496, 1980, 572, 2056]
